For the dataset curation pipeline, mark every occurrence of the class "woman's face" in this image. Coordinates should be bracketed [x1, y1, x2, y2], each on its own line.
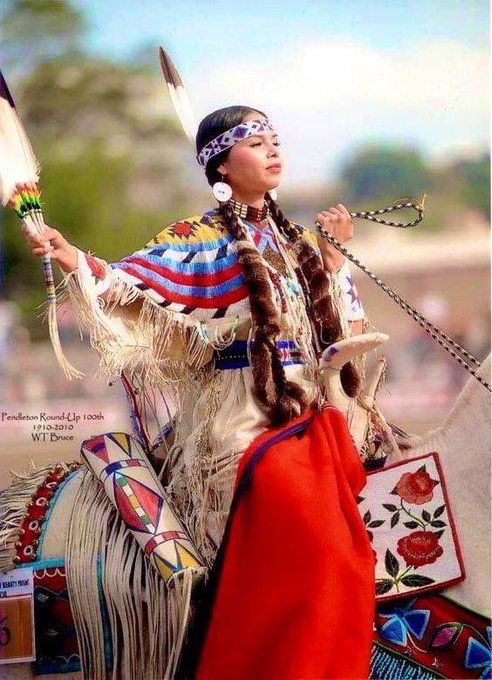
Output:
[217, 110, 283, 195]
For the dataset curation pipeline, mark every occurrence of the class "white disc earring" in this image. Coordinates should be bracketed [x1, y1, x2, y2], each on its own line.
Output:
[213, 175, 232, 203]
[268, 188, 278, 201]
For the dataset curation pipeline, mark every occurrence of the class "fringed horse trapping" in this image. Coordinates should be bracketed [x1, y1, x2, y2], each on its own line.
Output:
[0, 455, 207, 679]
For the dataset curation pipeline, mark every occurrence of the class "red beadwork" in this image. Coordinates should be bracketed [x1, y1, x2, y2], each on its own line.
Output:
[13, 463, 82, 566]
[85, 253, 107, 281]
[267, 269, 288, 314]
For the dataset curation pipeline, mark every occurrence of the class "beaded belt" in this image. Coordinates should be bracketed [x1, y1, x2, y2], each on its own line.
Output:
[214, 339, 306, 370]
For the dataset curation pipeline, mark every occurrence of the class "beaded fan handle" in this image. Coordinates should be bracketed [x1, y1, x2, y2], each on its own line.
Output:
[315, 196, 491, 392]
[9, 184, 55, 297]
[8, 184, 83, 380]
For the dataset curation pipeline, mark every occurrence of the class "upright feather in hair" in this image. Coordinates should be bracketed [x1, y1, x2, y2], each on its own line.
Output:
[158, 46, 197, 142]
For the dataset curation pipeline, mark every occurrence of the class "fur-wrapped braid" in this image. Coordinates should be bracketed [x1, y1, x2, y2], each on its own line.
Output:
[196, 106, 310, 423]
[265, 193, 361, 398]
[219, 200, 309, 423]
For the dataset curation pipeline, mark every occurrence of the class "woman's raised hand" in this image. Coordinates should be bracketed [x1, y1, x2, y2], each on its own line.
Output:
[22, 224, 78, 274]
[315, 203, 354, 273]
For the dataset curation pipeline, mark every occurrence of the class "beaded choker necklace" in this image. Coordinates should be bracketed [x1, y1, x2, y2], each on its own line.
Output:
[228, 198, 269, 222]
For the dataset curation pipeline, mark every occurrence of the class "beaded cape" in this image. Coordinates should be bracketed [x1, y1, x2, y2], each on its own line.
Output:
[60, 205, 363, 392]
[100, 207, 320, 321]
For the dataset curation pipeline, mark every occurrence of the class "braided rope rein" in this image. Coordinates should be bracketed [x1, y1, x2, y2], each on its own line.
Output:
[315, 197, 491, 393]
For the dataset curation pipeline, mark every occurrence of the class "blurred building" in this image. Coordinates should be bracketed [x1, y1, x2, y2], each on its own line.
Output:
[349, 223, 490, 433]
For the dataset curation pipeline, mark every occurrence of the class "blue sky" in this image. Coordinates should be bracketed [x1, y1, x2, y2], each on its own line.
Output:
[75, 0, 489, 185]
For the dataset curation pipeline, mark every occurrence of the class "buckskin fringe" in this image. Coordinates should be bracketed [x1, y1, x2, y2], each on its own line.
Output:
[55, 265, 213, 384]
[66, 470, 201, 680]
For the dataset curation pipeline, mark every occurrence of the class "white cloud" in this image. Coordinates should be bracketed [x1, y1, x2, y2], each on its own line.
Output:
[188, 38, 489, 185]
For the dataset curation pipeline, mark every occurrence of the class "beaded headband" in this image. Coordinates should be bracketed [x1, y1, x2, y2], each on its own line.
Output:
[196, 117, 275, 167]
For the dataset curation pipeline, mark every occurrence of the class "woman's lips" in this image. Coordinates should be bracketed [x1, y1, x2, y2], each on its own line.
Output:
[266, 165, 282, 173]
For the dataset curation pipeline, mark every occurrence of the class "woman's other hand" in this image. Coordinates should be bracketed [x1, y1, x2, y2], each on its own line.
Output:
[22, 224, 78, 274]
[315, 203, 354, 273]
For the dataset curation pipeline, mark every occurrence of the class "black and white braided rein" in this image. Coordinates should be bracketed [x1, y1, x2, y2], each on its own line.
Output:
[314, 195, 491, 392]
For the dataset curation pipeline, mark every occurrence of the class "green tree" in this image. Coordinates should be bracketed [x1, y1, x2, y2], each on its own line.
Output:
[454, 153, 490, 216]
[340, 144, 430, 202]
[0, 0, 195, 337]
[0, 0, 84, 72]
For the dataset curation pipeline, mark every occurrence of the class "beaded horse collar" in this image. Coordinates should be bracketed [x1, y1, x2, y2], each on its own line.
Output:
[228, 198, 269, 222]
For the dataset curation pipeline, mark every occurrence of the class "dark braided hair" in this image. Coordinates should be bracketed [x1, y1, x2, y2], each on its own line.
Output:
[264, 195, 361, 397]
[196, 106, 359, 422]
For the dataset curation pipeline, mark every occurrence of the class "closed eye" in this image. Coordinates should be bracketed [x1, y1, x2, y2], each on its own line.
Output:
[249, 141, 281, 147]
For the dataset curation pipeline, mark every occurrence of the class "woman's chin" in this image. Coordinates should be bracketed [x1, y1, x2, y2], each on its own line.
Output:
[265, 177, 281, 191]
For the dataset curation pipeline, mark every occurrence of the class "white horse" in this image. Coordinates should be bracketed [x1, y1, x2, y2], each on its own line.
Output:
[1, 335, 490, 679]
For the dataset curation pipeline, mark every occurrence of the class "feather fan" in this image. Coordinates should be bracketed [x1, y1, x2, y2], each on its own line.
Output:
[0, 69, 82, 379]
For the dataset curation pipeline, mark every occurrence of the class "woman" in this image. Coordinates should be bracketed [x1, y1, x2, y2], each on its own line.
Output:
[24, 105, 376, 678]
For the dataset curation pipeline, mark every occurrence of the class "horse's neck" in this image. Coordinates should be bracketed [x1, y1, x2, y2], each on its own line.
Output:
[409, 354, 491, 456]
[442, 354, 490, 431]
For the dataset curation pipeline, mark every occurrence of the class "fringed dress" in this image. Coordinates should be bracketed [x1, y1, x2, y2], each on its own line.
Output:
[59, 206, 375, 678]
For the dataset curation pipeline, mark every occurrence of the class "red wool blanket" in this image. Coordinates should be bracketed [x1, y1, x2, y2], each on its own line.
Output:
[183, 406, 376, 679]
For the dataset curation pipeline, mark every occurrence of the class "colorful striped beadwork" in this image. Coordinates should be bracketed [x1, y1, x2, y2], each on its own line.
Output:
[214, 339, 305, 370]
